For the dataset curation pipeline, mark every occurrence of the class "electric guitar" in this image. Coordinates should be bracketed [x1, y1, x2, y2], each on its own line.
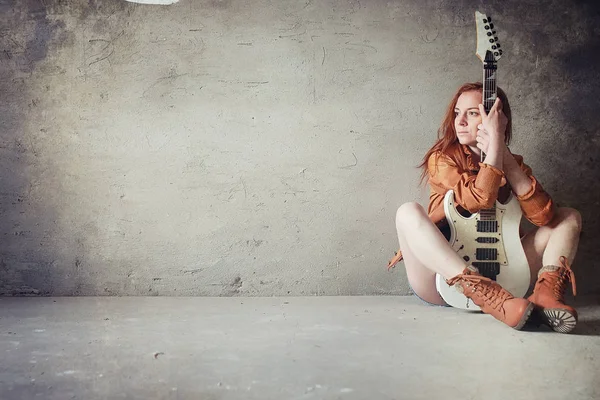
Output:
[434, 11, 530, 310]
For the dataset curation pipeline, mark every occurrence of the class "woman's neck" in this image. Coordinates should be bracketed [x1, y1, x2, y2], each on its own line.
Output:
[468, 145, 482, 163]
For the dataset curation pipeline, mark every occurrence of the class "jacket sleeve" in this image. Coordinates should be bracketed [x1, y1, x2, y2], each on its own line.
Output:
[427, 152, 504, 213]
[512, 154, 555, 226]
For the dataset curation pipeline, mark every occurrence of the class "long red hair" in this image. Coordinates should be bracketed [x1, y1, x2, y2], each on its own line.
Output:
[418, 82, 512, 184]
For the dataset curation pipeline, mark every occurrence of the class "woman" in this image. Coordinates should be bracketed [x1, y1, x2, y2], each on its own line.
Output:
[388, 82, 581, 333]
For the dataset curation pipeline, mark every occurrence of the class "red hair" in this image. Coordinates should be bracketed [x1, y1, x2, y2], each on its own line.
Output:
[418, 82, 512, 184]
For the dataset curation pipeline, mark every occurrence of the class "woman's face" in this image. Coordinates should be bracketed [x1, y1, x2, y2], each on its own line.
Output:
[454, 90, 483, 148]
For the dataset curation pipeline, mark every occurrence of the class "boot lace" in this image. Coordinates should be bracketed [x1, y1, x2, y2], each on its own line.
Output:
[447, 274, 512, 311]
[553, 256, 577, 301]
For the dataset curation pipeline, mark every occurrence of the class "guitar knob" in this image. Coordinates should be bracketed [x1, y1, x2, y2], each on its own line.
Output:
[463, 256, 470, 262]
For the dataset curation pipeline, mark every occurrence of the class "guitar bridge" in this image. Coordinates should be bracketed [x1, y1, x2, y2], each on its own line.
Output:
[472, 262, 500, 280]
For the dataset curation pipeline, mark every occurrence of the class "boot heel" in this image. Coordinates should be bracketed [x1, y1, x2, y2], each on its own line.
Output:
[513, 302, 535, 331]
[541, 308, 577, 333]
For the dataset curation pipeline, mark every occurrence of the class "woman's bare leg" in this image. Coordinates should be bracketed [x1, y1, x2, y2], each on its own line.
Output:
[521, 207, 582, 287]
[395, 202, 470, 304]
[520, 207, 582, 333]
[399, 244, 447, 305]
[396, 202, 540, 329]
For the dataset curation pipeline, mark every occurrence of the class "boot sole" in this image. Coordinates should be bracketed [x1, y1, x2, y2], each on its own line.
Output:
[513, 302, 535, 331]
[540, 308, 578, 334]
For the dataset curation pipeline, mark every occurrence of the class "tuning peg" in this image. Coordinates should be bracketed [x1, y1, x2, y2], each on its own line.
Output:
[492, 45, 497, 49]
[490, 23, 494, 29]
[493, 30, 496, 34]
[488, 16, 492, 22]
[499, 50, 503, 55]
[487, 32, 492, 36]
[489, 39, 494, 43]
[485, 25, 490, 29]
[494, 37, 498, 41]
[494, 51, 499, 56]
[483, 18, 488, 23]
[497, 44, 501, 48]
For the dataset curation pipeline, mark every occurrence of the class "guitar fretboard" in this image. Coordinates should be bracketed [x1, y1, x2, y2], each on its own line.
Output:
[480, 50, 499, 218]
[483, 51, 497, 113]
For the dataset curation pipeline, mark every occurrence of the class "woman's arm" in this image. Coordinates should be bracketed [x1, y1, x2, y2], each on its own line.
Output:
[428, 152, 504, 212]
[502, 148, 556, 226]
[502, 146, 533, 196]
[477, 99, 506, 171]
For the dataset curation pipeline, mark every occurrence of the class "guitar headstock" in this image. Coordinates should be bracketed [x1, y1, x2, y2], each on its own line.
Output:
[475, 11, 502, 63]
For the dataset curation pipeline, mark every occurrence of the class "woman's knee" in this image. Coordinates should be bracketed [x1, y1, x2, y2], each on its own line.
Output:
[553, 206, 583, 232]
[395, 202, 427, 228]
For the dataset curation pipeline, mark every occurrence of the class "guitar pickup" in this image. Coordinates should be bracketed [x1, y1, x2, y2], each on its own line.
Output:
[476, 248, 498, 260]
[476, 237, 499, 243]
[477, 220, 498, 232]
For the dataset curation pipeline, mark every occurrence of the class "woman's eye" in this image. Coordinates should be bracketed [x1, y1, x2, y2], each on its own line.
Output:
[468, 111, 479, 116]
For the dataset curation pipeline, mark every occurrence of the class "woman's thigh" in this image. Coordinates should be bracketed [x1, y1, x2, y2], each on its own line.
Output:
[401, 237, 449, 307]
[395, 203, 452, 306]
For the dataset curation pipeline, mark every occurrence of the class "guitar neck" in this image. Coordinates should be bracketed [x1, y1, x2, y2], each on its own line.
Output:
[483, 50, 498, 113]
[480, 51, 498, 163]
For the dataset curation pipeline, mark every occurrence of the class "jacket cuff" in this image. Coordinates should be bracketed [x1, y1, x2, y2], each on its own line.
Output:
[477, 162, 504, 192]
[516, 176, 537, 201]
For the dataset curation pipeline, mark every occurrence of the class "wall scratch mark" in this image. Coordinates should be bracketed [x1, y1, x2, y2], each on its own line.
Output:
[339, 152, 358, 169]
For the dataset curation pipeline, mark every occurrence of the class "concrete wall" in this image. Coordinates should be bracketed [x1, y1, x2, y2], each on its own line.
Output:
[1, 0, 598, 296]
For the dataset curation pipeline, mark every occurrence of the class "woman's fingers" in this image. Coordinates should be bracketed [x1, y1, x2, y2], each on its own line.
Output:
[479, 97, 502, 117]
[478, 103, 487, 118]
[489, 97, 502, 113]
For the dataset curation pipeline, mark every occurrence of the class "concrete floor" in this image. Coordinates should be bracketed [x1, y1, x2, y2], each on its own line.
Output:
[0, 296, 599, 400]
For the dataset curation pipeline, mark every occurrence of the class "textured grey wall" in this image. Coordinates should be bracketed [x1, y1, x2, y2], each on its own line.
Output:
[0, 0, 598, 296]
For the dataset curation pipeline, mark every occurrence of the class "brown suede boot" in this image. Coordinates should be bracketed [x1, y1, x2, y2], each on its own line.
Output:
[447, 266, 534, 330]
[528, 256, 577, 334]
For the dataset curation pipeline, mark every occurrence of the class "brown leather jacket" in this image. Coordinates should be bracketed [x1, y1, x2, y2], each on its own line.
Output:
[387, 144, 555, 269]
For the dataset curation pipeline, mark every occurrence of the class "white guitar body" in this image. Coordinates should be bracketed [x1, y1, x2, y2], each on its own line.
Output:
[435, 190, 531, 310]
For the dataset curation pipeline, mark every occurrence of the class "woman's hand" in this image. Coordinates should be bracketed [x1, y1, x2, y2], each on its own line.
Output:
[476, 97, 508, 155]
